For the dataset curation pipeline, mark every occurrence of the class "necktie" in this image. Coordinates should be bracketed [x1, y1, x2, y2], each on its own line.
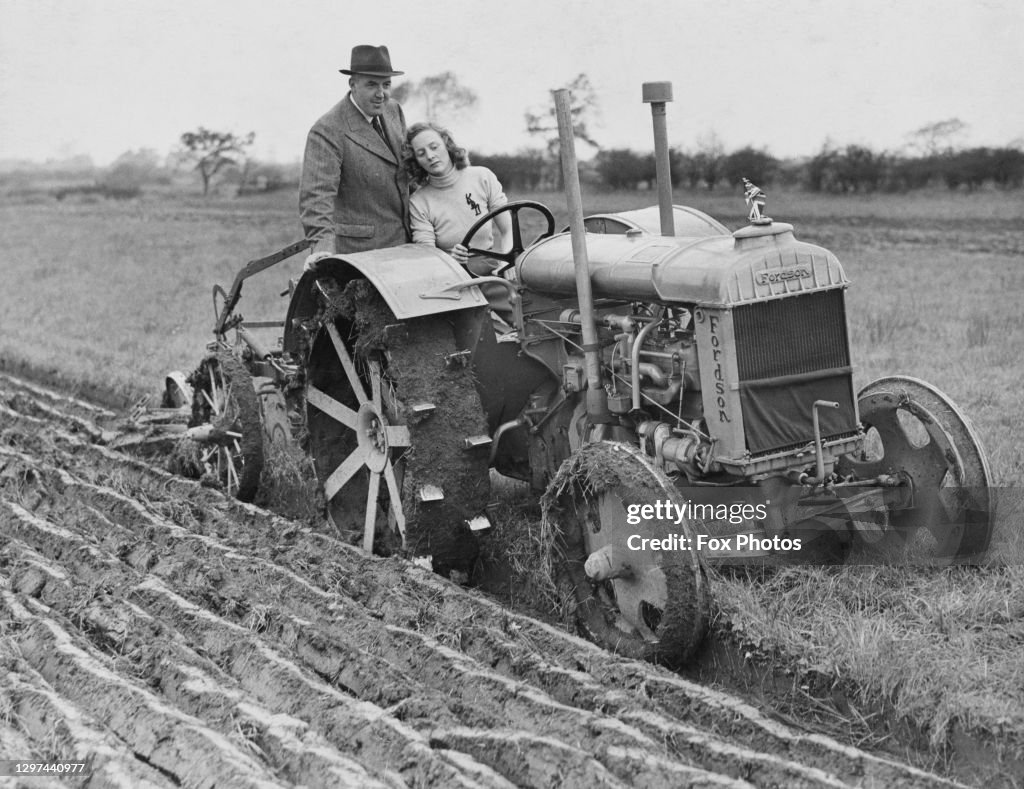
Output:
[372, 116, 392, 153]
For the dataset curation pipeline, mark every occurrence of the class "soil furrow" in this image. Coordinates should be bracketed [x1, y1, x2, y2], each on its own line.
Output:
[0, 498, 497, 788]
[432, 727, 756, 789]
[0, 372, 118, 422]
[599, 667, 959, 789]
[0, 393, 113, 446]
[128, 578, 502, 789]
[1, 589, 284, 789]
[160, 674, 394, 789]
[0, 632, 172, 789]
[3, 464, 727, 785]
[301, 545, 964, 787]
[1, 537, 393, 789]
[429, 727, 630, 788]
[615, 708, 851, 789]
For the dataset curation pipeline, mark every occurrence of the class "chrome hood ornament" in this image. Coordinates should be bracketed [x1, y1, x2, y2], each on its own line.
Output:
[742, 178, 772, 225]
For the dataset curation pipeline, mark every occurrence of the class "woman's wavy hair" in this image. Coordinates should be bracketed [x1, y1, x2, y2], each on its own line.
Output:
[403, 122, 471, 185]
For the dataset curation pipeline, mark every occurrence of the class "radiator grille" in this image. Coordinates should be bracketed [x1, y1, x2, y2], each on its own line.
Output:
[733, 290, 857, 456]
[735, 289, 850, 379]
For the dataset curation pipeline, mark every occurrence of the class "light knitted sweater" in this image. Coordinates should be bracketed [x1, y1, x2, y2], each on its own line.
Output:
[409, 166, 507, 252]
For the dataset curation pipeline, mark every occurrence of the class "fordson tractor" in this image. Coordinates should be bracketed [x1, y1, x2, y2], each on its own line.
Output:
[174, 84, 993, 666]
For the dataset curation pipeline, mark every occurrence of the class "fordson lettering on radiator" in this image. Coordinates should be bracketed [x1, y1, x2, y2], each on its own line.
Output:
[755, 266, 812, 285]
[706, 312, 731, 424]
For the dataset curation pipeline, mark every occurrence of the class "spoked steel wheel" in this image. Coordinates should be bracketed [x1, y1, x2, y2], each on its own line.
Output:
[305, 320, 410, 553]
[838, 375, 994, 562]
[305, 280, 491, 574]
[188, 352, 264, 502]
[543, 442, 710, 666]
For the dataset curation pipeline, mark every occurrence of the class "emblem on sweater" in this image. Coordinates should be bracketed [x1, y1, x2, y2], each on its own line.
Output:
[465, 193, 481, 216]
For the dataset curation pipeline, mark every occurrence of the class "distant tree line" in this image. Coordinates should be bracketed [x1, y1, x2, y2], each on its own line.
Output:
[474, 143, 1024, 195]
[804, 144, 1024, 193]
[475, 94, 1024, 195]
[25, 138, 1024, 202]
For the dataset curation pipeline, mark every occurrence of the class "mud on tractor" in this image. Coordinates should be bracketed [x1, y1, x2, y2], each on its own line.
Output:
[166, 84, 993, 666]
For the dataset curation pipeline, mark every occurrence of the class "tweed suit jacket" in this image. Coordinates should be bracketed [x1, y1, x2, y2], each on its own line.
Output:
[299, 95, 410, 255]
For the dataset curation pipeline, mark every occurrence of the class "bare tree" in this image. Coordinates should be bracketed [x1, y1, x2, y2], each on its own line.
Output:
[524, 73, 601, 157]
[178, 127, 255, 195]
[392, 71, 478, 124]
[906, 118, 968, 156]
[524, 73, 601, 188]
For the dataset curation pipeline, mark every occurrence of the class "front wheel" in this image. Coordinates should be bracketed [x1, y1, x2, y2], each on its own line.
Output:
[837, 375, 994, 562]
[542, 442, 710, 666]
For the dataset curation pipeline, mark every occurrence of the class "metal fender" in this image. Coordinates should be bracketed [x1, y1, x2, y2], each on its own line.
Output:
[284, 243, 489, 352]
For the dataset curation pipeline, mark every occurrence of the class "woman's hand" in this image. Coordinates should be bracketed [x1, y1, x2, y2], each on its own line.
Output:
[448, 243, 470, 264]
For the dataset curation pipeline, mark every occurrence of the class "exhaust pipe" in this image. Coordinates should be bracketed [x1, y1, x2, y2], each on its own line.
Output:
[642, 81, 675, 237]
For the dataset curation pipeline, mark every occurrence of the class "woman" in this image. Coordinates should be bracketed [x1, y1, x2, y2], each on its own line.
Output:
[404, 122, 511, 266]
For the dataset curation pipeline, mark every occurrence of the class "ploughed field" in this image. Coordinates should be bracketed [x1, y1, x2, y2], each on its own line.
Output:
[2, 187, 1022, 787]
[0, 372, 965, 788]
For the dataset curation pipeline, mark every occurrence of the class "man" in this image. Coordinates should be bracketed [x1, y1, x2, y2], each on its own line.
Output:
[300, 45, 410, 265]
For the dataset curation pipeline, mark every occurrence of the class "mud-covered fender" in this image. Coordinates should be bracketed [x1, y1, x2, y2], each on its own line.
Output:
[284, 243, 489, 353]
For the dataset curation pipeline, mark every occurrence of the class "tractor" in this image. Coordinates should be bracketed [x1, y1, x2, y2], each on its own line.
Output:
[170, 83, 994, 666]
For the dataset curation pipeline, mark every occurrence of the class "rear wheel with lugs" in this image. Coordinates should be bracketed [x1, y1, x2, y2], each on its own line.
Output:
[304, 279, 492, 575]
[543, 441, 710, 666]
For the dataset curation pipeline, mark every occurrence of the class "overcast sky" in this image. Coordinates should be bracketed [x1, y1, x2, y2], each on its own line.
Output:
[2, 0, 1022, 165]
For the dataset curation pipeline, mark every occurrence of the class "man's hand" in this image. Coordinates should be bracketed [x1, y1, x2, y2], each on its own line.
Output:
[448, 243, 470, 264]
[303, 251, 333, 272]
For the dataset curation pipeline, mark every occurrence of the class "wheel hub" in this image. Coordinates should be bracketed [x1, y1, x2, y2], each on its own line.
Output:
[357, 401, 389, 472]
[544, 442, 710, 665]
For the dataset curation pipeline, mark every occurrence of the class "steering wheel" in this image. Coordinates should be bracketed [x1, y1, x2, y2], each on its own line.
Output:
[459, 200, 556, 274]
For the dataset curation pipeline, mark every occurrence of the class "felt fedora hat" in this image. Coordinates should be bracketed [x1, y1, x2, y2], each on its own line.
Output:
[339, 45, 404, 77]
